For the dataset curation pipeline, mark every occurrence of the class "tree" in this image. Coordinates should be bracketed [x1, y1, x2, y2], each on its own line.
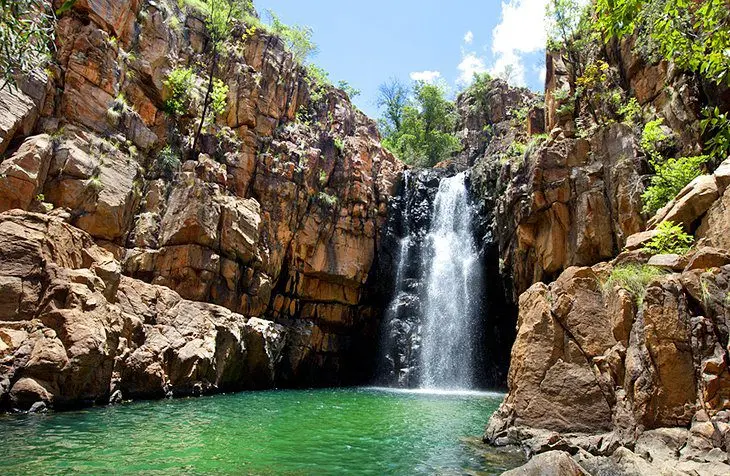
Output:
[268, 10, 318, 63]
[377, 78, 409, 135]
[0, 0, 62, 91]
[192, 0, 246, 154]
[379, 80, 460, 167]
[594, 0, 730, 86]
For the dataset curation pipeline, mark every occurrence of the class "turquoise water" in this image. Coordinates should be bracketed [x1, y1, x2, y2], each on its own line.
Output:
[0, 387, 522, 475]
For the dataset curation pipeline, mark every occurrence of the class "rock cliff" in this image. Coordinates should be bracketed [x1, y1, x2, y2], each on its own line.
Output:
[474, 30, 730, 476]
[0, 0, 402, 410]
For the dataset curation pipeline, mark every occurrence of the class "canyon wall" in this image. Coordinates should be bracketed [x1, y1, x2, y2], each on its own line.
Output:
[0, 0, 403, 410]
[471, 29, 730, 475]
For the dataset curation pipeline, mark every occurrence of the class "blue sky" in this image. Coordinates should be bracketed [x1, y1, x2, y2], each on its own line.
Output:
[252, 0, 552, 119]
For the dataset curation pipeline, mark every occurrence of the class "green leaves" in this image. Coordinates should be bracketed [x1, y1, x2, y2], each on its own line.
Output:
[268, 10, 317, 63]
[643, 221, 694, 255]
[209, 78, 229, 121]
[603, 264, 666, 305]
[700, 107, 730, 164]
[56, 0, 77, 16]
[379, 81, 460, 167]
[642, 155, 709, 215]
[0, 0, 57, 90]
[593, 0, 730, 85]
[163, 67, 196, 116]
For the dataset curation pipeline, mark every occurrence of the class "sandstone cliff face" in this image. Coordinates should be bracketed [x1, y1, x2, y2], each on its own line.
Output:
[485, 158, 730, 473]
[470, 42, 710, 301]
[0, 211, 286, 410]
[0, 0, 402, 409]
[471, 26, 730, 474]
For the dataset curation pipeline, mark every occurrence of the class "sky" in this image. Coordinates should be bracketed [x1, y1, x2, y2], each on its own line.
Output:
[252, 0, 554, 119]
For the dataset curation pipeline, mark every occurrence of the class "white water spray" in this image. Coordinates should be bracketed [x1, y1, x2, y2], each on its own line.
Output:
[419, 172, 481, 390]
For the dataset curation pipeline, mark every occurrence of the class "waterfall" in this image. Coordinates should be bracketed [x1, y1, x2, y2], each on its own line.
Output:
[419, 172, 481, 390]
[377, 171, 482, 390]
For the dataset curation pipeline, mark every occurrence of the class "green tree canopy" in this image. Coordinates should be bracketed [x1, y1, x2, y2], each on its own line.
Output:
[378, 80, 460, 167]
[594, 0, 730, 85]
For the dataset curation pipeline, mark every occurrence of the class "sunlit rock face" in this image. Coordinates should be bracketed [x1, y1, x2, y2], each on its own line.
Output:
[0, 0, 404, 407]
[473, 29, 730, 475]
[0, 211, 286, 410]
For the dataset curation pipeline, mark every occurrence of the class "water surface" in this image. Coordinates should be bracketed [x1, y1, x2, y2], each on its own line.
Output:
[0, 387, 522, 475]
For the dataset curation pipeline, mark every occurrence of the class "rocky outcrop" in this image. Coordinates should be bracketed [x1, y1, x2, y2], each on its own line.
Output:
[469, 33, 714, 302]
[485, 170, 730, 473]
[486, 260, 730, 474]
[478, 33, 730, 470]
[493, 123, 646, 298]
[0, 211, 285, 410]
[0, 0, 403, 405]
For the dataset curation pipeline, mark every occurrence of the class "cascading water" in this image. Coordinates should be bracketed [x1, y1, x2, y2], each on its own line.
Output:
[377, 170, 483, 390]
[419, 172, 481, 389]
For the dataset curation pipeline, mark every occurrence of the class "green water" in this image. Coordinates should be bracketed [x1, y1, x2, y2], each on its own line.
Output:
[0, 387, 522, 475]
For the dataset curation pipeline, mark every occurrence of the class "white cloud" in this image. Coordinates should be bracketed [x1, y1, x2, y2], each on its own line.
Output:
[410, 70, 442, 83]
[464, 30, 474, 45]
[456, 52, 488, 86]
[535, 64, 547, 84]
[488, 0, 551, 86]
[489, 0, 589, 87]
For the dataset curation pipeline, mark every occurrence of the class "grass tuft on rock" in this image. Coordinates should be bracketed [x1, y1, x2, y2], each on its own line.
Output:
[602, 264, 666, 305]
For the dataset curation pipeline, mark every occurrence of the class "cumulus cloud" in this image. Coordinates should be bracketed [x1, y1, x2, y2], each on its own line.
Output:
[534, 64, 547, 84]
[409, 70, 442, 83]
[489, 0, 551, 86]
[464, 30, 474, 45]
[489, 0, 590, 86]
[456, 52, 488, 86]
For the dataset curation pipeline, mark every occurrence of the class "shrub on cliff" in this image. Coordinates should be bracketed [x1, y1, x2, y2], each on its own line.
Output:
[701, 107, 730, 166]
[642, 155, 709, 215]
[643, 221, 694, 256]
[163, 67, 196, 116]
[594, 0, 730, 86]
[0, 0, 71, 90]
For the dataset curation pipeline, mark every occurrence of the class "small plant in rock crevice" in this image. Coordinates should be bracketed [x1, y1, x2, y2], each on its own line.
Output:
[157, 146, 181, 179]
[602, 264, 666, 305]
[333, 137, 345, 154]
[701, 107, 730, 167]
[164, 67, 196, 117]
[618, 97, 641, 126]
[642, 155, 709, 215]
[640, 119, 672, 161]
[316, 191, 338, 208]
[642, 221, 694, 256]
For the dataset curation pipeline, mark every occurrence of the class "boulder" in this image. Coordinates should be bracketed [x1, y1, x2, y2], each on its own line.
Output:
[648, 175, 719, 230]
[713, 157, 730, 194]
[684, 247, 730, 271]
[503, 451, 589, 476]
[0, 135, 53, 213]
[647, 253, 687, 271]
[0, 211, 287, 409]
[0, 80, 46, 155]
[624, 230, 661, 251]
[697, 187, 730, 251]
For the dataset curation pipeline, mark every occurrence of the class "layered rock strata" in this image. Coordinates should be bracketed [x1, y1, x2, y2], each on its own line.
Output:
[0, 0, 403, 409]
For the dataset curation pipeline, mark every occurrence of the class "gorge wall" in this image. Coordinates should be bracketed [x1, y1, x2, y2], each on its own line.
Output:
[0, 0, 403, 410]
[467, 26, 730, 476]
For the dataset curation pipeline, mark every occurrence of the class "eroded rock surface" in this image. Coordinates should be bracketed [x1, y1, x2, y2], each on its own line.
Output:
[0, 0, 403, 405]
[0, 211, 285, 410]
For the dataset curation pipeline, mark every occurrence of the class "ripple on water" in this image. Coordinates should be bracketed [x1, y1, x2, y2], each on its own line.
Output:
[0, 388, 522, 475]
